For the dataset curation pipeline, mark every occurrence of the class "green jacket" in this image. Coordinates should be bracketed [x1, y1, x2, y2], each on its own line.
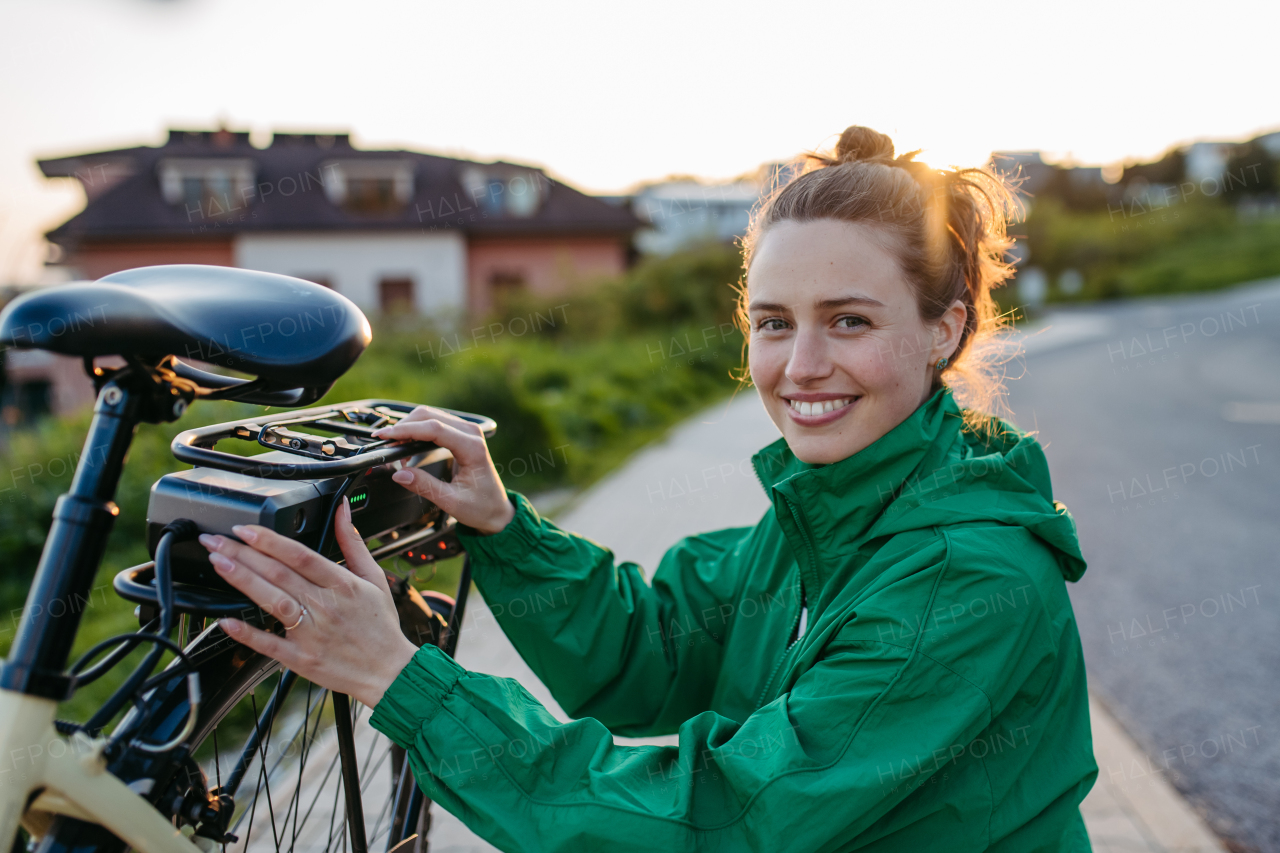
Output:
[370, 386, 1097, 852]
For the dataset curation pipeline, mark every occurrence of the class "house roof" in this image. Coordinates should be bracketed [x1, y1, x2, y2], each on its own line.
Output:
[40, 129, 640, 247]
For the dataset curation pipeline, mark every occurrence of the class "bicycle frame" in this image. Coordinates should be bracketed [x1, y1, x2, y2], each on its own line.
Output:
[0, 374, 208, 853]
[1, 371, 471, 853]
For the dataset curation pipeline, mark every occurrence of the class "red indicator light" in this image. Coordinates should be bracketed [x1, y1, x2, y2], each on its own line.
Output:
[437, 541, 446, 549]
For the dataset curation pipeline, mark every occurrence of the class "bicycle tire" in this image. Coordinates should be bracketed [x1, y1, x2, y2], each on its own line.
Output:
[33, 585, 452, 853]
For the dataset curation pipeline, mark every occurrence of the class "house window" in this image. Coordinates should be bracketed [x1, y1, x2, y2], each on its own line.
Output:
[322, 160, 415, 215]
[379, 277, 415, 313]
[491, 272, 527, 292]
[1, 380, 52, 426]
[460, 167, 544, 218]
[158, 158, 256, 220]
[489, 271, 526, 306]
[346, 178, 398, 213]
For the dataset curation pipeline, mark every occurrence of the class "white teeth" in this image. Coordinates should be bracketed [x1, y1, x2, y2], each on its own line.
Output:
[788, 397, 854, 417]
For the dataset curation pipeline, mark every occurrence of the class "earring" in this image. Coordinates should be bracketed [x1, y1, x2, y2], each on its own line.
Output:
[935, 356, 948, 371]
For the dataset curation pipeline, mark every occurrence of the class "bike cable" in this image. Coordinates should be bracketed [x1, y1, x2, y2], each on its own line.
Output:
[72, 520, 199, 742]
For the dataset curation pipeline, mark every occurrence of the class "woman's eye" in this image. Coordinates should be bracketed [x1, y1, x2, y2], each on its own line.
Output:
[756, 317, 789, 332]
[835, 315, 869, 330]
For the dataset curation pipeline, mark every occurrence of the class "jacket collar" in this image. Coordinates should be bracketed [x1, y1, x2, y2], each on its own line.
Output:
[751, 386, 965, 595]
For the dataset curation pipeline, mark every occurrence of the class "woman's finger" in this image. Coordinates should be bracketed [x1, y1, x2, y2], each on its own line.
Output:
[209, 551, 307, 626]
[395, 405, 484, 435]
[228, 524, 345, 589]
[199, 534, 322, 603]
[389, 465, 459, 508]
[218, 618, 299, 667]
[372, 417, 488, 465]
[335, 498, 390, 593]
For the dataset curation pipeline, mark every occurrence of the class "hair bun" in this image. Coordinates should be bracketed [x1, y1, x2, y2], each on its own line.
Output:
[834, 126, 895, 164]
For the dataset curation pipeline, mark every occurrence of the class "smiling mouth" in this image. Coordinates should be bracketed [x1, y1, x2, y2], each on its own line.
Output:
[785, 396, 860, 417]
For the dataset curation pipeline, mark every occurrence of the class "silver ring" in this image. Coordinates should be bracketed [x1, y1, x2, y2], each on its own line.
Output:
[283, 606, 308, 631]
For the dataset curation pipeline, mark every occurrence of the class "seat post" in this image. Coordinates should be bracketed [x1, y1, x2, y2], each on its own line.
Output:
[0, 377, 141, 699]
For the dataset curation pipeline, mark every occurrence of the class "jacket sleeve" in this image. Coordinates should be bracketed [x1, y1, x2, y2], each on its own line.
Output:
[368, 613, 997, 853]
[453, 490, 754, 735]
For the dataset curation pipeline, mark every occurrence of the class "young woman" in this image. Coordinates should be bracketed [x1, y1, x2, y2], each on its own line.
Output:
[199, 126, 1097, 851]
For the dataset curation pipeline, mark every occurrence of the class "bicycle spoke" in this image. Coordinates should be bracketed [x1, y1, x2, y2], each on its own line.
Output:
[272, 683, 332, 849]
[239, 692, 265, 852]
[188, 651, 422, 853]
[288, 681, 315, 853]
[324, 750, 346, 853]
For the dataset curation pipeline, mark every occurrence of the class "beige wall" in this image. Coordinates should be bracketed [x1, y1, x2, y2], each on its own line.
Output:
[466, 236, 628, 316]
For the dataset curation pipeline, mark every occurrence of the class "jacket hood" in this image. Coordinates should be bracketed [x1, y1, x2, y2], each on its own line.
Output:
[752, 386, 1088, 585]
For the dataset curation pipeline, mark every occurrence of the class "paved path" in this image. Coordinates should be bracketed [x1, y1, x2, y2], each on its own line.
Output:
[424, 364, 1229, 851]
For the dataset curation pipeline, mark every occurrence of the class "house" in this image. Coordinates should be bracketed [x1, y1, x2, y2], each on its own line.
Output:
[620, 163, 796, 257]
[1182, 141, 1239, 185]
[38, 127, 641, 318]
[628, 176, 762, 256]
[0, 281, 99, 423]
[989, 151, 1057, 197]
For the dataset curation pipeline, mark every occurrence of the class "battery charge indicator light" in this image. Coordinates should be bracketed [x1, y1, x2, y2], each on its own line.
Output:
[349, 490, 370, 512]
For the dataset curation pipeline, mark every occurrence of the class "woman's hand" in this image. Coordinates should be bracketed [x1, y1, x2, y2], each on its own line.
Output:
[372, 405, 515, 535]
[199, 499, 419, 708]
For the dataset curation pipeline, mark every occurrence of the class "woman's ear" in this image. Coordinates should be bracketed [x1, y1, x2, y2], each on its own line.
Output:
[931, 299, 968, 363]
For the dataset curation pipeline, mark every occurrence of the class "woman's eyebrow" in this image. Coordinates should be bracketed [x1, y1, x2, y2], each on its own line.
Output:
[748, 295, 885, 313]
[815, 295, 886, 310]
[747, 300, 791, 313]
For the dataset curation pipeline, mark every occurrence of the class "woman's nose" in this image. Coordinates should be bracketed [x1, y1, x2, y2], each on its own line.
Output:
[785, 329, 834, 386]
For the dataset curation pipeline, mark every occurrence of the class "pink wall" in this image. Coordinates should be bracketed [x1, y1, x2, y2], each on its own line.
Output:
[69, 240, 235, 281]
[466, 237, 628, 316]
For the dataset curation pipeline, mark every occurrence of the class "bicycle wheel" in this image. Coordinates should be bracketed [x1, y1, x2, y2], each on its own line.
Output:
[34, 584, 452, 853]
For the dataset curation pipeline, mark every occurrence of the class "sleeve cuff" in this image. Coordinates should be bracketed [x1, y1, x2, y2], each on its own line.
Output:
[369, 644, 465, 748]
[454, 490, 544, 561]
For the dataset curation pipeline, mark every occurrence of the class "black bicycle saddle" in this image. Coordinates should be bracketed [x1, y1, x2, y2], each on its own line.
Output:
[0, 265, 370, 392]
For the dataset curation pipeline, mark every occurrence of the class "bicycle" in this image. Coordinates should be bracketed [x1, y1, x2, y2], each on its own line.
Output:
[0, 264, 494, 853]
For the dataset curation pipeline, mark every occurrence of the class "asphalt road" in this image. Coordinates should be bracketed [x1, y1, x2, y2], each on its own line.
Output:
[1004, 277, 1280, 853]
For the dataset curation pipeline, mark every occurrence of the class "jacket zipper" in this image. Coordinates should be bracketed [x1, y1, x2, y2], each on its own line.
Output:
[785, 498, 821, 594]
[750, 456, 820, 708]
[755, 497, 820, 708]
[755, 570, 802, 709]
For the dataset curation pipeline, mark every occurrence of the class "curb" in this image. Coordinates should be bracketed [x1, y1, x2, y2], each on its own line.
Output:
[1082, 694, 1226, 852]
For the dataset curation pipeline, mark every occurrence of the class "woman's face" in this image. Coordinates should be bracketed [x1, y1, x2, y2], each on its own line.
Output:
[747, 219, 966, 465]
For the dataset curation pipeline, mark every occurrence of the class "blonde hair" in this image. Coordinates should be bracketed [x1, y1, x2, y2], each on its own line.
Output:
[738, 125, 1022, 431]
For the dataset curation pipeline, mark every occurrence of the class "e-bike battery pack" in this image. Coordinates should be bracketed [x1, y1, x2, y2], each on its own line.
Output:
[145, 447, 453, 588]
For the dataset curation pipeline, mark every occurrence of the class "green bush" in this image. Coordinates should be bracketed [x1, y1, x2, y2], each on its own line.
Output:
[0, 244, 748, 699]
[1017, 196, 1280, 302]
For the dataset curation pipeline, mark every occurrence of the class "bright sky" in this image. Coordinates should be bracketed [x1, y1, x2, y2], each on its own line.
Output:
[1, 0, 1276, 282]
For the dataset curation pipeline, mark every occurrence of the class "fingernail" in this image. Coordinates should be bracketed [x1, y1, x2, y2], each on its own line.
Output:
[210, 552, 234, 573]
[198, 533, 224, 551]
[371, 427, 390, 437]
[392, 469, 413, 484]
[219, 618, 240, 635]
[232, 525, 258, 544]
[342, 496, 352, 522]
